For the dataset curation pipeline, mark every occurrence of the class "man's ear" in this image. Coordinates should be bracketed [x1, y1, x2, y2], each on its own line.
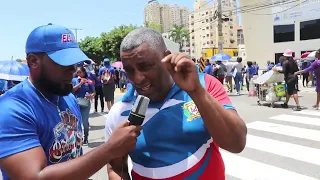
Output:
[164, 50, 171, 57]
[26, 53, 40, 69]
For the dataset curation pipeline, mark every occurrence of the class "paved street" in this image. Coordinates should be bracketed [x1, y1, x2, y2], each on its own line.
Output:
[85, 86, 320, 180]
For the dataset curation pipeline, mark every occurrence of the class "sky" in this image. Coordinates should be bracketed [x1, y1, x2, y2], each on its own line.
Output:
[0, 0, 240, 60]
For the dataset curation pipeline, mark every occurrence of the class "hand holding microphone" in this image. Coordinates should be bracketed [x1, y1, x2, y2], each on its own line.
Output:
[106, 95, 150, 158]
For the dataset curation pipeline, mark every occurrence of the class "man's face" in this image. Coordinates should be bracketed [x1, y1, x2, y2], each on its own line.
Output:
[121, 43, 171, 102]
[315, 52, 320, 59]
[28, 53, 76, 96]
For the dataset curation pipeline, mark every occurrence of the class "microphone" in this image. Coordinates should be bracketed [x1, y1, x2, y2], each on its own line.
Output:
[128, 95, 150, 126]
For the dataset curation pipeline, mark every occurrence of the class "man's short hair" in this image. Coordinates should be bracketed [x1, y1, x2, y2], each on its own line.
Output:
[120, 27, 166, 52]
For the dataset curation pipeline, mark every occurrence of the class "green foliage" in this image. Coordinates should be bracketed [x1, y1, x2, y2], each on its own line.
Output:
[145, 21, 162, 33]
[15, 59, 22, 62]
[78, 25, 139, 64]
[169, 25, 190, 52]
[78, 36, 104, 62]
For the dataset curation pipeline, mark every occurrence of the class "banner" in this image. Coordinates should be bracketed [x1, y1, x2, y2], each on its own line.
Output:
[272, 0, 320, 23]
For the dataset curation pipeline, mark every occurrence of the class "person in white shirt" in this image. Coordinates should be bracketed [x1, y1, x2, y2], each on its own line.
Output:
[225, 62, 234, 93]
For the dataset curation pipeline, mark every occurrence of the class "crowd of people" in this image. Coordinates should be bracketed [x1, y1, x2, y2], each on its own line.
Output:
[192, 57, 260, 95]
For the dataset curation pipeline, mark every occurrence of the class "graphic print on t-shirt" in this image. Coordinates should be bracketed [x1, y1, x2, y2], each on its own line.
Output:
[49, 109, 82, 163]
[182, 101, 201, 121]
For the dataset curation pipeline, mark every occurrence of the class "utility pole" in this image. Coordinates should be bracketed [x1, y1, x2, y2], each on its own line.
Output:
[70, 28, 83, 42]
[217, 0, 223, 54]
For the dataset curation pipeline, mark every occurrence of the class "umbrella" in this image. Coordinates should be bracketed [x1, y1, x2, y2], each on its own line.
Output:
[0, 60, 29, 81]
[307, 51, 317, 58]
[211, 53, 232, 61]
[301, 52, 310, 58]
[111, 61, 123, 68]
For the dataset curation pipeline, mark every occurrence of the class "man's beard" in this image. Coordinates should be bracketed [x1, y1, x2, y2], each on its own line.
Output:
[36, 68, 73, 96]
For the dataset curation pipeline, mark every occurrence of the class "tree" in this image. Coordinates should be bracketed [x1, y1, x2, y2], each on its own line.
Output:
[15, 59, 22, 62]
[78, 36, 104, 63]
[145, 21, 162, 33]
[169, 25, 190, 52]
[100, 25, 139, 62]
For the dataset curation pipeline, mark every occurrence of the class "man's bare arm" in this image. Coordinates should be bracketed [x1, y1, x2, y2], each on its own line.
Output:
[107, 156, 130, 180]
[0, 121, 141, 180]
[0, 142, 114, 180]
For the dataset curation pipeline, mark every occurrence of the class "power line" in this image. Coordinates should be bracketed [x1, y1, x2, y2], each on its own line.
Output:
[70, 28, 83, 42]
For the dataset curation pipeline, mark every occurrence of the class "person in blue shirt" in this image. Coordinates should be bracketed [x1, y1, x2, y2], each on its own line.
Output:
[93, 64, 104, 112]
[203, 59, 213, 75]
[0, 23, 140, 180]
[246, 61, 256, 91]
[0, 79, 7, 95]
[72, 66, 95, 144]
[98, 58, 116, 111]
[119, 68, 128, 93]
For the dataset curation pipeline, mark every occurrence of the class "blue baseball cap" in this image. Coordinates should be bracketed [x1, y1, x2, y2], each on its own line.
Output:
[103, 58, 110, 62]
[25, 23, 90, 66]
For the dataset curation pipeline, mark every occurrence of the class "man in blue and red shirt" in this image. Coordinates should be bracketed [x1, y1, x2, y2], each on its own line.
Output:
[105, 28, 247, 180]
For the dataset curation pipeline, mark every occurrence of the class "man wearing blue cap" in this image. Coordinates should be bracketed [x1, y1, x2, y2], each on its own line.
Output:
[0, 24, 141, 179]
[99, 58, 116, 111]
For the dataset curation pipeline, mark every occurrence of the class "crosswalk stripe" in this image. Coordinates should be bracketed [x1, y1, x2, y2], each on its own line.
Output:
[222, 151, 318, 180]
[247, 121, 320, 142]
[270, 114, 320, 127]
[294, 110, 320, 117]
[246, 135, 320, 165]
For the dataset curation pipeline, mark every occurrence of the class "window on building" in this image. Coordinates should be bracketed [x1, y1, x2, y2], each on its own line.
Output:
[207, 34, 209, 37]
[206, 11, 209, 15]
[300, 19, 320, 40]
[211, 41, 214, 44]
[206, 19, 209, 22]
[206, 26, 209, 29]
[273, 24, 295, 43]
[230, 26, 233, 29]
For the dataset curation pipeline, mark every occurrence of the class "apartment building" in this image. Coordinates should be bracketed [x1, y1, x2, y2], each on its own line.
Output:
[144, 0, 189, 33]
[189, 0, 238, 58]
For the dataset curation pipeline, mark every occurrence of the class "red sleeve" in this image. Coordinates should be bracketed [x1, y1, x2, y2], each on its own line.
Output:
[204, 74, 235, 110]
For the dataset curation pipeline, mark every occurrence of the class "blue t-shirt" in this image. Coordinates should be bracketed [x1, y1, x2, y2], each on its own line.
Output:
[0, 79, 83, 180]
[0, 80, 7, 92]
[87, 71, 102, 87]
[203, 65, 213, 75]
[246, 66, 256, 78]
[98, 66, 115, 76]
[72, 78, 94, 98]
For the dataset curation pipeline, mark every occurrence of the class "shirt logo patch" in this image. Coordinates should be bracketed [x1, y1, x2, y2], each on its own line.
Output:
[182, 101, 200, 121]
[49, 109, 82, 163]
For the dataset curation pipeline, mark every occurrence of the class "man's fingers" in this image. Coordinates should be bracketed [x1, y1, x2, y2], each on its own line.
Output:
[173, 54, 188, 65]
[116, 120, 130, 129]
[161, 54, 173, 63]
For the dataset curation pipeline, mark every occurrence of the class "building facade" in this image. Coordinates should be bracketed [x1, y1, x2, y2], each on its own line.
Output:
[240, 0, 320, 66]
[162, 33, 190, 55]
[144, 0, 189, 33]
[189, 0, 238, 58]
[237, 26, 244, 45]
